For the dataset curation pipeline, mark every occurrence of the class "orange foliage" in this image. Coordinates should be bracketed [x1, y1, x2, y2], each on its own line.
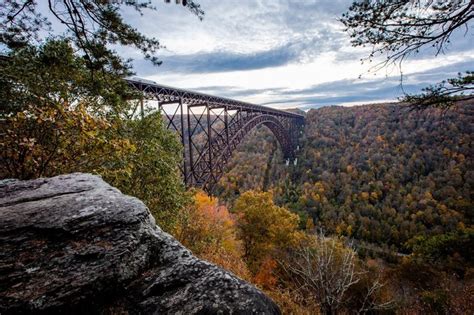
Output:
[253, 257, 278, 289]
[175, 190, 250, 280]
[265, 288, 320, 315]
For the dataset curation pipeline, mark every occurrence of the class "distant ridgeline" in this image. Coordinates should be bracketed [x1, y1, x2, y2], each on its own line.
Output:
[217, 100, 473, 252]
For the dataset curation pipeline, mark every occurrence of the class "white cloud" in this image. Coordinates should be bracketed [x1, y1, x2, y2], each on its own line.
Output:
[37, 0, 474, 108]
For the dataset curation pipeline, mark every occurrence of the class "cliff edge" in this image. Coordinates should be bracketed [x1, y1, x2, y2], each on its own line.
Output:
[0, 173, 280, 314]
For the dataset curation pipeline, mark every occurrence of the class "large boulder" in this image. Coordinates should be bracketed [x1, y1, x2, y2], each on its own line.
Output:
[0, 173, 280, 314]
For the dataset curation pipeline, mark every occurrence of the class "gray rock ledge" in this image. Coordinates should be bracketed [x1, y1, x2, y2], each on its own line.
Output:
[0, 173, 280, 314]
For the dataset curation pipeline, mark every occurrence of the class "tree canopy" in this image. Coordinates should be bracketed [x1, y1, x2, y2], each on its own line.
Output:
[0, 39, 187, 232]
[233, 191, 301, 273]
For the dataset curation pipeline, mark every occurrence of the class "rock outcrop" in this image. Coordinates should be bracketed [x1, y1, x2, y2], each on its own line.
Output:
[0, 173, 280, 314]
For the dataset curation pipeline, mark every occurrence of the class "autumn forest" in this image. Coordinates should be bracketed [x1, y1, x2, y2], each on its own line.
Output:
[1, 0, 473, 314]
[210, 100, 474, 313]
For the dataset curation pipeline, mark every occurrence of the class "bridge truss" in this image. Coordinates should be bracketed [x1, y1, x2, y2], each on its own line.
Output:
[127, 78, 304, 193]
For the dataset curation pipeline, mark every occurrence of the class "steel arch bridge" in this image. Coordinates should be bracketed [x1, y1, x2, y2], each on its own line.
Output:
[127, 78, 305, 193]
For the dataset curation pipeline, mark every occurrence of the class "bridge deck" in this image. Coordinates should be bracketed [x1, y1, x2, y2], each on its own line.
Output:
[126, 78, 304, 120]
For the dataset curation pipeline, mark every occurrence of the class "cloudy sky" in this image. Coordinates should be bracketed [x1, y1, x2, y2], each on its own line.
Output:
[76, 1, 474, 109]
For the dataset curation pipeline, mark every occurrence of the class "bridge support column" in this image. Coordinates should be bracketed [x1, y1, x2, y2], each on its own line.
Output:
[207, 104, 213, 189]
[179, 98, 188, 185]
[187, 104, 194, 186]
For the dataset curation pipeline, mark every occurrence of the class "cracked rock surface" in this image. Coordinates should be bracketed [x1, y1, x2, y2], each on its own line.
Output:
[0, 173, 280, 314]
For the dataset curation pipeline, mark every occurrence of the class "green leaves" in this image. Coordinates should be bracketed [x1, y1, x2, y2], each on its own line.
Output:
[108, 111, 189, 232]
[1, 39, 188, 232]
[0, 40, 133, 117]
[409, 228, 474, 266]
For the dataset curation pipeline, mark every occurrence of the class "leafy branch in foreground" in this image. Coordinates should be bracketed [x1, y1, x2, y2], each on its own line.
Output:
[341, 0, 474, 70]
[341, 0, 473, 107]
[0, 0, 204, 73]
[402, 71, 474, 108]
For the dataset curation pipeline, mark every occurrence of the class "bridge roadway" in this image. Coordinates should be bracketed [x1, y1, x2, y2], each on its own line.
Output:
[127, 78, 305, 193]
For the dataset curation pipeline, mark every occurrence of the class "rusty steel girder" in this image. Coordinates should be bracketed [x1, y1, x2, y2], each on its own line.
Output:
[127, 78, 305, 193]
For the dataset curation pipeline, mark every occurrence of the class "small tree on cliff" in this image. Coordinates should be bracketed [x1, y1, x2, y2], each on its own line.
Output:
[280, 234, 392, 315]
[233, 191, 301, 273]
[0, 40, 188, 232]
[340, 0, 474, 106]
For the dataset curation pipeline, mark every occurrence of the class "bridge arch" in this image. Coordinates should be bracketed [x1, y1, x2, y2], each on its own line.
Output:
[126, 78, 304, 193]
[193, 114, 295, 190]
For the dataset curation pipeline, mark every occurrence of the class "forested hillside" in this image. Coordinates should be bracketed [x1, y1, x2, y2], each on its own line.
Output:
[2, 0, 472, 313]
[216, 127, 287, 201]
[297, 102, 472, 250]
[210, 101, 474, 313]
[218, 101, 473, 254]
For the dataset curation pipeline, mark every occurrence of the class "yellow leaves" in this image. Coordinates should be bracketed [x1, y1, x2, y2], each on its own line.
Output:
[301, 181, 329, 204]
[424, 191, 434, 200]
[1, 97, 137, 180]
[312, 192, 321, 202]
[234, 191, 300, 272]
[176, 190, 242, 259]
[346, 224, 353, 236]
[370, 191, 379, 202]
[194, 190, 217, 209]
[314, 181, 325, 194]
[200, 249, 251, 282]
[16, 111, 27, 119]
[336, 222, 353, 236]
[443, 147, 451, 157]
[455, 153, 465, 163]
[360, 191, 370, 201]
[172, 190, 255, 281]
[305, 217, 315, 231]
